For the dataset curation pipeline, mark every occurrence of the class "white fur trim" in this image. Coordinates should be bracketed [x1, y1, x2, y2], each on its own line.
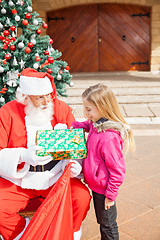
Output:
[74, 226, 82, 240]
[19, 76, 52, 95]
[0, 148, 30, 179]
[21, 161, 63, 189]
[14, 217, 30, 240]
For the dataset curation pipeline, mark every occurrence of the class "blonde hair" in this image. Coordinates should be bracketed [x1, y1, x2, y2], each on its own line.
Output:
[82, 84, 135, 152]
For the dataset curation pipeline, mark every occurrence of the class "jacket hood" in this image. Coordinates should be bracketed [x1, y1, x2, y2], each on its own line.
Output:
[93, 120, 130, 141]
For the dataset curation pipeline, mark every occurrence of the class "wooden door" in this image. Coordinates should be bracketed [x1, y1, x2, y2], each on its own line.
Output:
[98, 4, 151, 71]
[47, 4, 151, 72]
[47, 5, 98, 72]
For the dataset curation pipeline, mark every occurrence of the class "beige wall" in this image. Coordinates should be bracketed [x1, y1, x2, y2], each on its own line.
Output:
[33, 0, 160, 72]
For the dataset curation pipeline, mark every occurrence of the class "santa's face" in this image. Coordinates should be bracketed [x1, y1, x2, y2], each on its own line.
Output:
[25, 94, 54, 126]
[29, 93, 52, 109]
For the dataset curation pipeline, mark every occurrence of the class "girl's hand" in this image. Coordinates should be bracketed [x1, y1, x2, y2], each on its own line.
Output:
[105, 197, 115, 210]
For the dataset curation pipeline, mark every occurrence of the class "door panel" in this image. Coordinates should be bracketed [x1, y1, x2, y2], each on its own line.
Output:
[47, 5, 98, 72]
[98, 4, 151, 71]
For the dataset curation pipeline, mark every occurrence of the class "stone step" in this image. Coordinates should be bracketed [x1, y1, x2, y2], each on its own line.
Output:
[66, 87, 160, 96]
[59, 95, 160, 104]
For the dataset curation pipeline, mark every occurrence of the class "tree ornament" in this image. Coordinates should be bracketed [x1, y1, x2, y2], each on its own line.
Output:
[16, 0, 22, 5]
[47, 68, 52, 74]
[57, 73, 62, 80]
[26, 13, 31, 19]
[18, 42, 24, 48]
[0, 66, 4, 73]
[0, 23, 3, 30]
[10, 25, 16, 31]
[33, 63, 39, 69]
[48, 57, 54, 63]
[27, 6, 32, 12]
[19, 59, 25, 68]
[10, 45, 16, 51]
[27, 42, 33, 48]
[8, 0, 14, 7]
[12, 9, 17, 15]
[65, 66, 70, 71]
[44, 50, 49, 55]
[30, 38, 36, 45]
[33, 19, 38, 26]
[3, 30, 10, 36]
[69, 81, 74, 87]
[5, 54, 11, 60]
[12, 56, 18, 66]
[2, 60, 7, 65]
[59, 70, 63, 74]
[6, 17, 10, 25]
[15, 15, 20, 21]
[49, 38, 53, 44]
[0, 96, 5, 103]
[36, 29, 41, 34]
[1, 8, 7, 14]
[22, 19, 28, 26]
[25, 47, 31, 53]
[42, 23, 48, 29]
[35, 56, 41, 61]
[6, 70, 19, 86]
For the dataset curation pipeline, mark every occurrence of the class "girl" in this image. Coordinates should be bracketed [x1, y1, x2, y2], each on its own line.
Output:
[72, 84, 135, 240]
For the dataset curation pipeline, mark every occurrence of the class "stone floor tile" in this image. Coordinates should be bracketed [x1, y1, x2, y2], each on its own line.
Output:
[119, 207, 160, 240]
[124, 104, 154, 117]
[117, 197, 150, 225]
[119, 179, 160, 209]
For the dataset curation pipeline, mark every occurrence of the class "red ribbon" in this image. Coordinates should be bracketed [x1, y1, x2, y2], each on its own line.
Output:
[0, 36, 16, 50]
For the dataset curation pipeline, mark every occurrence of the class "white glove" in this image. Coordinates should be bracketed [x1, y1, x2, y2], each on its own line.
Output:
[20, 146, 52, 166]
[70, 160, 82, 178]
[62, 160, 82, 178]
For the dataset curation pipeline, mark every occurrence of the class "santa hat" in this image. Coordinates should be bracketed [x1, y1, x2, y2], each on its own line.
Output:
[19, 68, 54, 96]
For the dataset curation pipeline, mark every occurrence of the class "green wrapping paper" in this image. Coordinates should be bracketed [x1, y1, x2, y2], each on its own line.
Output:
[36, 128, 87, 160]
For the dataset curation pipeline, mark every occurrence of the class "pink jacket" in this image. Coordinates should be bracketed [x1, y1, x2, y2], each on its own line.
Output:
[72, 120, 126, 201]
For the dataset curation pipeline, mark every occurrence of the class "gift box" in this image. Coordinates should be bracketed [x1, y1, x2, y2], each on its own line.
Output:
[36, 128, 87, 160]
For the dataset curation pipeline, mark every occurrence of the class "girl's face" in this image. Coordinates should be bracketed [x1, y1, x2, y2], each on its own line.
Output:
[82, 98, 102, 122]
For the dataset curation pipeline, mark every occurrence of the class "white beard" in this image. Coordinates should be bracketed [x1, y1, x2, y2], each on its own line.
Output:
[25, 99, 54, 126]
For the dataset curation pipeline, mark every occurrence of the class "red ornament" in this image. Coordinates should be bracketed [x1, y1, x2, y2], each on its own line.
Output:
[22, 1, 24, 5]
[65, 66, 70, 71]
[27, 42, 33, 48]
[47, 68, 52, 74]
[10, 45, 16, 51]
[48, 57, 54, 64]
[5, 54, 11, 60]
[42, 23, 48, 29]
[35, 56, 41, 62]
[25, 47, 31, 53]
[2, 60, 7, 65]
[49, 38, 53, 44]
[12, 9, 17, 14]
[44, 50, 49, 55]
[3, 30, 9, 36]
[10, 25, 16, 31]
[22, 19, 28, 26]
[59, 70, 63, 74]
[36, 29, 41, 34]
[25, 13, 31, 19]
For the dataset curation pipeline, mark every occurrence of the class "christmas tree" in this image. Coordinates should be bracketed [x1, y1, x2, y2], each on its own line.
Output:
[0, 0, 72, 107]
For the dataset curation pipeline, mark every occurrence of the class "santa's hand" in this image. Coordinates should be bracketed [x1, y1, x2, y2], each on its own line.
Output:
[70, 160, 82, 178]
[21, 146, 52, 166]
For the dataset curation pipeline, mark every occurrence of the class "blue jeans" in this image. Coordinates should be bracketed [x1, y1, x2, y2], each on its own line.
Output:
[92, 191, 119, 240]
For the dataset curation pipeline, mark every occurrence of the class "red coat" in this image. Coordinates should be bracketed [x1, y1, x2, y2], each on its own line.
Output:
[0, 99, 75, 189]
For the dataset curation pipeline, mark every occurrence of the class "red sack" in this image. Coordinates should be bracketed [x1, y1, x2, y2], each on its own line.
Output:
[20, 163, 73, 240]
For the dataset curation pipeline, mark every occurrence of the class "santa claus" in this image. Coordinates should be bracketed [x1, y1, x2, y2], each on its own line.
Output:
[0, 68, 91, 240]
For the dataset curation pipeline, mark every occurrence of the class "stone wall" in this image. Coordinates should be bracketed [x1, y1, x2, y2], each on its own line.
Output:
[32, 0, 160, 72]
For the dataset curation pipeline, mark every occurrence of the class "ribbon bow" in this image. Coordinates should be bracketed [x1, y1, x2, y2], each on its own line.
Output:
[0, 35, 16, 50]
